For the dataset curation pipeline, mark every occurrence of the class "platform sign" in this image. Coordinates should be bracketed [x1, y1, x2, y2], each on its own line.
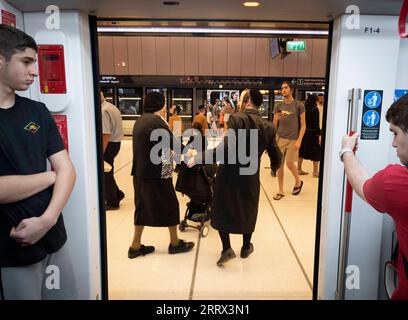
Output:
[394, 89, 408, 101]
[361, 90, 383, 140]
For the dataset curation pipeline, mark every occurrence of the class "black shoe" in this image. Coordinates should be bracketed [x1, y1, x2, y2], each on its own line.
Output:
[128, 245, 155, 259]
[106, 204, 120, 210]
[216, 248, 236, 266]
[240, 243, 254, 259]
[118, 190, 125, 202]
[168, 239, 195, 254]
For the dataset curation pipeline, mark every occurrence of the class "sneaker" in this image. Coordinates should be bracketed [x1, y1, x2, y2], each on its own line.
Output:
[216, 248, 236, 267]
[128, 245, 155, 259]
[240, 243, 254, 259]
[168, 239, 195, 254]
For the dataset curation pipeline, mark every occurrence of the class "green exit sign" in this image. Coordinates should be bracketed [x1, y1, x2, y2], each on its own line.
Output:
[286, 41, 306, 52]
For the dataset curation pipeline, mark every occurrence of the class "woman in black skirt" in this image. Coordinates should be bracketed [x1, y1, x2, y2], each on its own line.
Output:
[298, 94, 321, 177]
[128, 92, 194, 259]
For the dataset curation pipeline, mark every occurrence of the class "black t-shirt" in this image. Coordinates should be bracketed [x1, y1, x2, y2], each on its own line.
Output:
[0, 95, 67, 267]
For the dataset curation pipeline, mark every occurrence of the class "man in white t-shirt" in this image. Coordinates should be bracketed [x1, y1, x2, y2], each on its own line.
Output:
[101, 92, 125, 210]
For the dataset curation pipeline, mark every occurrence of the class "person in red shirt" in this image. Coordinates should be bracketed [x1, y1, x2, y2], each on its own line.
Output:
[341, 93, 408, 300]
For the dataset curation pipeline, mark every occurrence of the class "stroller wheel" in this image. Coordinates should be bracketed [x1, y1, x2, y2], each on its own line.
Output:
[179, 220, 187, 232]
[200, 225, 209, 237]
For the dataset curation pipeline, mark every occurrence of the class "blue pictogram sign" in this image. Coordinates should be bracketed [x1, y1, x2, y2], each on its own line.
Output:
[364, 91, 382, 108]
[363, 110, 380, 127]
[361, 90, 383, 140]
[394, 89, 408, 102]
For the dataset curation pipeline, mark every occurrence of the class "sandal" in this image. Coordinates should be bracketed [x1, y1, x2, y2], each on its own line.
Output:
[292, 180, 304, 195]
[273, 193, 285, 200]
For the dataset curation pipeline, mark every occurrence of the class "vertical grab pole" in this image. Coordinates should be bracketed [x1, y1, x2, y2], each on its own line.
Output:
[335, 88, 361, 300]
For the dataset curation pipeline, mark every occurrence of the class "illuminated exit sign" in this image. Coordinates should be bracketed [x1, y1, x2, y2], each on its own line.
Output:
[286, 41, 306, 52]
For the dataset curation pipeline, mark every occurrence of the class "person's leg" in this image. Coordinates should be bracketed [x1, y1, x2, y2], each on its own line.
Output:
[298, 158, 308, 175]
[286, 161, 301, 187]
[216, 231, 236, 266]
[242, 233, 252, 250]
[297, 157, 303, 171]
[276, 164, 285, 195]
[128, 225, 155, 258]
[286, 141, 303, 192]
[131, 225, 144, 250]
[219, 231, 231, 252]
[313, 161, 319, 177]
[1, 259, 46, 300]
[104, 142, 121, 207]
[42, 244, 79, 300]
[241, 233, 254, 258]
[274, 138, 286, 199]
[168, 225, 179, 247]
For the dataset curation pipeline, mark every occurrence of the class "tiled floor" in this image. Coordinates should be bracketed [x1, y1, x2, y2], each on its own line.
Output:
[106, 139, 319, 300]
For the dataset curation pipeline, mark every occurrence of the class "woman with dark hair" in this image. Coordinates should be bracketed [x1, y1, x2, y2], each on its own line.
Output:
[298, 94, 321, 177]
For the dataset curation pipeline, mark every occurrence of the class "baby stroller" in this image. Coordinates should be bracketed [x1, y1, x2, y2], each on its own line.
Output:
[175, 162, 217, 237]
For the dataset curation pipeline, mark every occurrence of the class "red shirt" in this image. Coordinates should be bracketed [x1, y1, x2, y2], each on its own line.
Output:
[363, 164, 408, 300]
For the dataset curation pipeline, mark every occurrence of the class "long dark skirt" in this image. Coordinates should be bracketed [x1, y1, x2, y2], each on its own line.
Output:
[133, 177, 180, 227]
[299, 130, 321, 161]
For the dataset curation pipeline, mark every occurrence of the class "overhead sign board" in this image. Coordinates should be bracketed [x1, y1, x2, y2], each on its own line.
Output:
[286, 41, 306, 52]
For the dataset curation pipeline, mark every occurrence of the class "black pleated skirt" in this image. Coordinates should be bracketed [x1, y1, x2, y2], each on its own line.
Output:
[133, 177, 180, 227]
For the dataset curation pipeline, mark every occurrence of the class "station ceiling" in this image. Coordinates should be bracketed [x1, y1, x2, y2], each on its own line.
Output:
[6, 0, 404, 22]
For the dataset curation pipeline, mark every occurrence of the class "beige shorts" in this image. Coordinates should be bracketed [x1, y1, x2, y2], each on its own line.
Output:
[277, 136, 298, 163]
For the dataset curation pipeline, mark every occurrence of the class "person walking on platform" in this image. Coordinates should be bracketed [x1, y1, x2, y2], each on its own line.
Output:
[192, 105, 208, 132]
[341, 93, 408, 300]
[0, 25, 77, 299]
[298, 94, 321, 177]
[169, 104, 183, 138]
[101, 91, 125, 210]
[273, 81, 306, 200]
[189, 89, 281, 266]
[128, 92, 194, 259]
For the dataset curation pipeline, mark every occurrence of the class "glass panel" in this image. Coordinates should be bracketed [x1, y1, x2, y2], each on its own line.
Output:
[172, 88, 193, 130]
[259, 89, 269, 118]
[118, 87, 142, 117]
[101, 87, 114, 103]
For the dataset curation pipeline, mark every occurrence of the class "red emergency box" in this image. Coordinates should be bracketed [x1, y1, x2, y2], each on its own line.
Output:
[38, 45, 67, 94]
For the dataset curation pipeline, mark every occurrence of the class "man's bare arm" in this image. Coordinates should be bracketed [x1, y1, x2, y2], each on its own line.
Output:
[0, 172, 56, 204]
[41, 149, 76, 226]
[342, 133, 369, 201]
[342, 153, 369, 201]
[10, 150, 76, 246]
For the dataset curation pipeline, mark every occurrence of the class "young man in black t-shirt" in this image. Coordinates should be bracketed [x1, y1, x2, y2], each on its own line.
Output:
[0, 25, 77, 299]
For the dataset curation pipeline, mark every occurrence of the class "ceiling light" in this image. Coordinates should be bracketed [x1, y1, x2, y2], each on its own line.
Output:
[243, 2, 260, 7]
[97, 26, 328, 36]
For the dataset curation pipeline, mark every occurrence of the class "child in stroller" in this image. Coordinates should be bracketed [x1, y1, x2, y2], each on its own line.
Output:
[175, 161, 217, 237]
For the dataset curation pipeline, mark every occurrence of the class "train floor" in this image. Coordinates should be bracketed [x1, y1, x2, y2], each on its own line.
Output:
[106, 139, 318, 299]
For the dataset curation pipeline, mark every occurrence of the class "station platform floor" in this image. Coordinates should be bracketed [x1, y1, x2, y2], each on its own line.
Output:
[106, 139, 319, 300]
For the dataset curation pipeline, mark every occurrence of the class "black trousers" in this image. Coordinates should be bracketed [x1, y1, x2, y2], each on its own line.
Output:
[104, 141, 122, 206]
